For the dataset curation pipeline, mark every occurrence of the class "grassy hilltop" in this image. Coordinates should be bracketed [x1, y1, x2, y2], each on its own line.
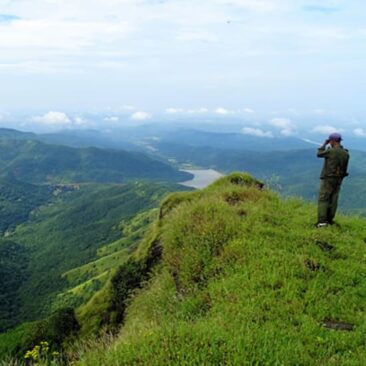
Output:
[72, 173, 366, 366]
[2, 173, 366, 365]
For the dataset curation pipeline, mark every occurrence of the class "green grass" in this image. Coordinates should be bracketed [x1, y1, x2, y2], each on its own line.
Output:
[74, 173, 366, 365]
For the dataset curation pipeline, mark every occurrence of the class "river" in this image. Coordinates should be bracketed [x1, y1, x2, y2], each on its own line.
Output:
[180, 169, 224, 189]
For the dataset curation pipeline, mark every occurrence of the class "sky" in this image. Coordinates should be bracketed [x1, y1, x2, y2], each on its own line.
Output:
[0, 0, 365, 135]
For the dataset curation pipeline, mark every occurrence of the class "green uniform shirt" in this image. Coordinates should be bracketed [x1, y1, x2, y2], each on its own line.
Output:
[317, 145, 349, 179]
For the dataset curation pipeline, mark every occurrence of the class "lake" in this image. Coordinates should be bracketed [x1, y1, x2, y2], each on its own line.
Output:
[180, 169, 224, 189]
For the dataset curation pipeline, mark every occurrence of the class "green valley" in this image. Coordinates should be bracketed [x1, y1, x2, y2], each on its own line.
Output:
[0, 133, 192, 361]
[0, 181, 185, 332]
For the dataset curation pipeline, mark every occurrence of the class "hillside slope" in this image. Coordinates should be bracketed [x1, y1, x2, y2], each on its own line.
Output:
[0, 182, 186, 335]
[0, 139, 190, 184]
[77, 173, 366, 365]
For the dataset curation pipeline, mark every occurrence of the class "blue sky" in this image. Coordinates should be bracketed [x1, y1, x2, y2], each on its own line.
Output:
[0, 0, 365, 135]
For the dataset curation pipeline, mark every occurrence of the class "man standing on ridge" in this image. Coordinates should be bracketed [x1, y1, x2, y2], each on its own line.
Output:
[316, 132, 349, 228]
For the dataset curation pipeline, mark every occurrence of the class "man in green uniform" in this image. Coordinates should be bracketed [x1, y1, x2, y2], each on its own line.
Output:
[316, 132, 349, 227]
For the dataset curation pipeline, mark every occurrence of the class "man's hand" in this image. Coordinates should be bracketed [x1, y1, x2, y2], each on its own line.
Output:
[320, 139, 330, 149]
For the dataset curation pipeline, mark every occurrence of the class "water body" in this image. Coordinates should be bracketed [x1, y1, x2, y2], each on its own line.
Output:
[180, 169, 224, 189]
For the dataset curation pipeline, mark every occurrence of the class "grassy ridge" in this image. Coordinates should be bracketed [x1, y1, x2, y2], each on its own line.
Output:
[76, 173, 366, 365]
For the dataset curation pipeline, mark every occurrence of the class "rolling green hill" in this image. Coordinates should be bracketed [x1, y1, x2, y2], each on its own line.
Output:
[0, 139, 190, 184]
[70, 173, 366, 365]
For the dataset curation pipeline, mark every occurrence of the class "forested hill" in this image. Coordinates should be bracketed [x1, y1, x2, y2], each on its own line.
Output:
[0, 181, 187, 342]
[0, 138, 190, 184]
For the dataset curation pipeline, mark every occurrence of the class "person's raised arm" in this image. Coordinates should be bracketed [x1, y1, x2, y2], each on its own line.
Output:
[317, 139, 330, 158]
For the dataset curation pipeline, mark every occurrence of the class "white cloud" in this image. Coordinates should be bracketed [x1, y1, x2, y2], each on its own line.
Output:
[280, 128, 295, 137]
[165, 107, 210, 115]
[0, 0, 365, 113]
[196, 107, 209, 113]
[241, 127, 273, 138]
[312, 109, 327, 115]
[104, 116, 120, 123]
[165, 108, 184, 114]
[177, 29, 218, 43]
[187, 108, 207, 114]
[131, 111, 151, 121]
[270, 117, 292, 129]
[0, 19, 132, 50]
[243, 108, 255, 114]
[32, 111, 72, 127]
[312, 124, 340, 134]
[215, 107, 231, 115]
[74, 116, 92, 127]
[354, 128, 366, 137]
[214, 0, 277, 12]
[270, 117, 296, 136]
[121, 105, 135, 111]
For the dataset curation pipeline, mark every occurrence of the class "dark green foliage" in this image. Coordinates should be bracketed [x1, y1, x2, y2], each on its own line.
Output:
[0, 323, 34, 358]
[8, 182, 179, 324]
[0, 241, 29, 331]
[109, 259, 146, 325]
[0, 177, 51, 233]
[108, 237, 164, 327]
[46, 308, 80, 346]
[0, 308, 79, 359]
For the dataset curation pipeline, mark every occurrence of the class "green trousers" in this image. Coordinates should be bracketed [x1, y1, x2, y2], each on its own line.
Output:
[318, 178, 343, 223]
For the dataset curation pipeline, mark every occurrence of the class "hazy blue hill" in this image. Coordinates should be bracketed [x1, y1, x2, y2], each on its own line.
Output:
[38, 129, 139, 151]
[0, 128, 36, 140]
[0, 139, 190, 184]
[156, 142, 318, 173]
[156, 129, 313, 151]
[0, 127, 139, 151]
